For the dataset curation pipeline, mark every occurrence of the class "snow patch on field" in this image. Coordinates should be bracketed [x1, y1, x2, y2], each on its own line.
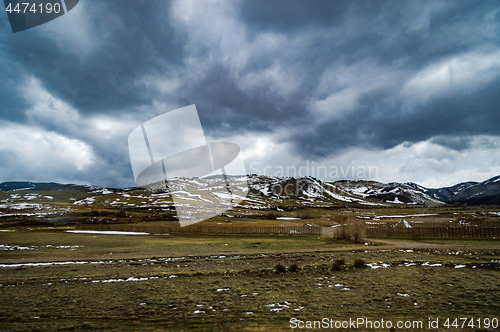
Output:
[172, 191, 214, 204]
[422, 262, 443, 267]
[65, 230, 149, 236]
[73, 197, 95, 205]
[266, 301, 303, 312]
[0, 244, 82, 251]
[0, 244, 37, 251]
[92, 276, 159, 283]
[0, 211, 58, 218]
[1, 203, 47, 210]
[366, 263, 391, 269]
[375, 214, 439, 218]
[0, 260, 107, 268]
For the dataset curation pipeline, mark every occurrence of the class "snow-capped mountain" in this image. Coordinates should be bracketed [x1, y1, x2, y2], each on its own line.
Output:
[248, 176, 387, 206]
[247, 176, 445, 206]
[330, 180, 444, 206]
[1, 175, 500, 208]
[425, 175, 500, 205]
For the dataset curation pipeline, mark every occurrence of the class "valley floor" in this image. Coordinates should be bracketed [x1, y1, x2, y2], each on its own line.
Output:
[0, 230, 499, 331]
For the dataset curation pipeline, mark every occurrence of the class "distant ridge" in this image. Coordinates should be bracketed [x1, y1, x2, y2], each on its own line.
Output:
[332, 175, 500, 206]
[0, 182, 58, 192]
[425, 175, 500, 205]
[0, 181, 94, 193]
[1, 175, 500, 206]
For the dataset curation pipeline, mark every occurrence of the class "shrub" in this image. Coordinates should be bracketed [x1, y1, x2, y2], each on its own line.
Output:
[288, 263, 299, 272]
[116, 208, 127, 217]
[331, 262, 343, 271]
[275, 263, 286, 274]
[349, 222, 366, 243]
[334, 222, 366, 243]
[334, 258, 346, 265]
[354, 258, 366, 269]
[265, 211, 278, 220]
[335, 224, 348, 240]
[274, 204, 294, 211]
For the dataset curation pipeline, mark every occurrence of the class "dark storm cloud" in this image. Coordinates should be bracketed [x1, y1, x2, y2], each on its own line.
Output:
[429, 136, 472, 152]
[290, 72, 500, 158]
[4, 0, 498, 139]
[234, 0, 500, 157]
[0, 0, 182, 117]
[240, 0, 354, 31]
[241, 0, 497, 65]
[162, 0, 500, 158]
[1, 0, 500, 187]
[184, 64, 309, 136]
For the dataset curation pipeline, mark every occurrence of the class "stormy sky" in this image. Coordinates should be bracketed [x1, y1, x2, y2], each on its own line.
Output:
[1, 0, 499, 188]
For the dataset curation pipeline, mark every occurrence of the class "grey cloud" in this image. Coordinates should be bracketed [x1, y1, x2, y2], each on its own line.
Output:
[429, 136, 473, 151]
[240, 0, 354, 31]
[1, 0, 500, 187]
[221, 1, 500, 152]
[292, 72, 500, 159]
[0, 0, 182, 117]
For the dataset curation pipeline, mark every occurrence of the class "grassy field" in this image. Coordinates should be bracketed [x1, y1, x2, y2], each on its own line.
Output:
[1, 185, 500, 331]
[0, 229, 357, 261]
[1, 230, 500, 331]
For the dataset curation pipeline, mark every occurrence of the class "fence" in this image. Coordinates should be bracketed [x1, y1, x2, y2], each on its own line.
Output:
[365, 220, 500, 238]
[75, 222, 322, 236]
[75, 220, 500, 238]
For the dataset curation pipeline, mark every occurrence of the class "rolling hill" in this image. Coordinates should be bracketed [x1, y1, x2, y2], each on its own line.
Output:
[1, 175, 499, 210]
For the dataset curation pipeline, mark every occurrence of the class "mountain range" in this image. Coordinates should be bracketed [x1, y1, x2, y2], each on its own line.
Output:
[1, 175, 500, 207]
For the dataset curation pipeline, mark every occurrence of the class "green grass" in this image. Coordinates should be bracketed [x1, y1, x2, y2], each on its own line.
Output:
[369, 237, 500, 246]
[1, 192, 500, 331]
[0, 229, 357, 261]
[0, 248, 499, 331]
[407, 238, 500, 246]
